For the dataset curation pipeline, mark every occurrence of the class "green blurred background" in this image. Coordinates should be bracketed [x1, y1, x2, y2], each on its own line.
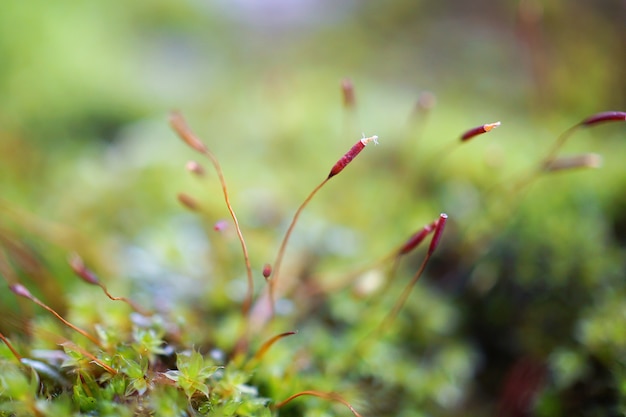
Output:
[1, 0, 625, 416]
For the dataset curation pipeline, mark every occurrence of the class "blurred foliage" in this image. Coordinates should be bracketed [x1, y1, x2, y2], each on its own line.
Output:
[1, 0, 625, 416]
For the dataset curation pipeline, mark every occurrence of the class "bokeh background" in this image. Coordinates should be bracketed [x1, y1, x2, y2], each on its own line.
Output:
[1, 1, 625, 416]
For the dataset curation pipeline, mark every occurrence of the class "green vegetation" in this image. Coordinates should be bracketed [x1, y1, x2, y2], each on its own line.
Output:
[1, 2, 625, 416]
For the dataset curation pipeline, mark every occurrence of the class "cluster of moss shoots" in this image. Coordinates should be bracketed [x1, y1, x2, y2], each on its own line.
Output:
[1, 83, 624, 416]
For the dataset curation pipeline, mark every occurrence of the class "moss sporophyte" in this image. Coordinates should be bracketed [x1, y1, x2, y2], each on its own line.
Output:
[1, 92, 624, 416]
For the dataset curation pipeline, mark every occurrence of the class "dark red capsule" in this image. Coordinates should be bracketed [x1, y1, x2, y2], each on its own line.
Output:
[460, 122, 501, 142]
[580, 111, 626, 126]
[398, 220, 437, 256]
[328, 135, 378, 179]
[428, 213, 448, 256]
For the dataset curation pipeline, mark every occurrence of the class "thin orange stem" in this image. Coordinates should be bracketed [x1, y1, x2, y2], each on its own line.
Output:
[358, 215, 446, 352]
[251, 331, 298, 362]
[201, 148, 254, 315]
[30, 298, 102, 347]
[62, 341, 117, 375]
[169, 112, 254, 316]
[538, 124, 579, 172]
[375, 254, 430, 337]
[270, 178, 329, 312]
[0, 331, 23, 361]
[99, 286, 152, 316]
[273, 390, 363, 417]
[513, 124, 579, 193]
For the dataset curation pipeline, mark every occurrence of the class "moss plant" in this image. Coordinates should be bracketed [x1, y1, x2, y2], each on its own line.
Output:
[1, 97, 624, 417]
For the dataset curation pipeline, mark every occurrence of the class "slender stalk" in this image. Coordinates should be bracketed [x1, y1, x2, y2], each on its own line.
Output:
[268, 134, 379, 314]
[32, 299, 101, 347]
[69, 253, 151, 316]
[269, 178, 329, 311]
[61, 341, 117, 375]
[361, 214, 447, 348]
[273, 390, 363, 417]
[0, 331, 23, 361]
[373, 255, 430, 337]
[244, 330, 298, 371]
[307, 219, 438, 297]
[203, 142, 255, 315]
[537, 125, 578, 173]
[9, 284, 102, 347]
[514, 111, 625, 192]
[169, 112, 254, 316]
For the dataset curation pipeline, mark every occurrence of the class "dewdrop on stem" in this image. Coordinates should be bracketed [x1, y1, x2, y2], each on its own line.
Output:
[328, 135, 379, 179]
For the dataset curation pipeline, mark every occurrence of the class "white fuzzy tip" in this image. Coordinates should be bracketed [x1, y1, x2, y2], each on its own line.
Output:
[361, 135, 379, 146]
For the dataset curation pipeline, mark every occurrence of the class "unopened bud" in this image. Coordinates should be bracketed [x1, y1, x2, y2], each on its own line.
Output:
[213, 219, 228, 232]
[68, 253, 100, 285]
[177, 193, 200, 211]
[186, 161, 206, 177]
[169, 111, 208, 154]
[9, 284, 33, 299]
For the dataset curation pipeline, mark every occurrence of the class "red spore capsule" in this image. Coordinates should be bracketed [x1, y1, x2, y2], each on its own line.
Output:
[580, 111, 626, 126]
[328, 135, 378, 179]
[398, 220, 437, 256]
[428, 213, 448, 256]
[460, 121, 501, 142]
